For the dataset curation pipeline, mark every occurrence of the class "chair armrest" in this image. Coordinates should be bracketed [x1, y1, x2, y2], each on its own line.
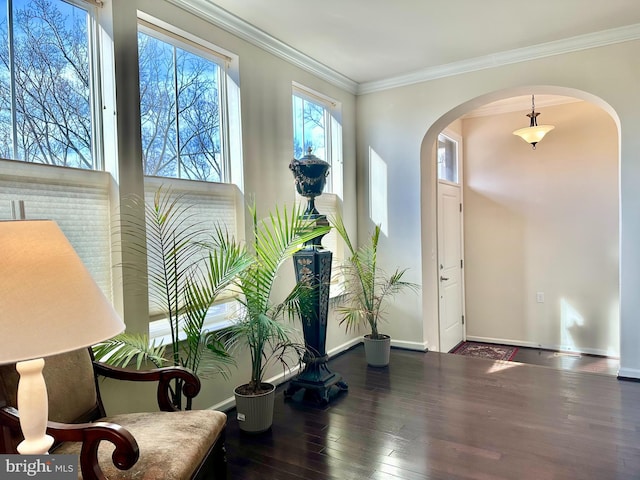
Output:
[92, 362, 201, 411]
[0, 406, 139, 480]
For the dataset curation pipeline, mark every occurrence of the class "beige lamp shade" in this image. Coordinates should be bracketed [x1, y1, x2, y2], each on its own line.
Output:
[0, 220, 125, 364]
[513, 124, 555, 146]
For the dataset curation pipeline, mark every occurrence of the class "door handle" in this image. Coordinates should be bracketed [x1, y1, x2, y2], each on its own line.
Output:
[440, 276, 449, 281]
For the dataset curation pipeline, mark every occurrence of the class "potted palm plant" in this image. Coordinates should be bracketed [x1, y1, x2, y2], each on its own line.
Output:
[220, 203, 330, 433]
[332, 215, 418, 367]
[93, 187, 252, 409]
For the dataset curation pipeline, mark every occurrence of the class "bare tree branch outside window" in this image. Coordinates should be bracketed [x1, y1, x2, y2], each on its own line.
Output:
[0, 0, 93, 168]
[292, 94, 326, 161]
[138, 30, 223, 183]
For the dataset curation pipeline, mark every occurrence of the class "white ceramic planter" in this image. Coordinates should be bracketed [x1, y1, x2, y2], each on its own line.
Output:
[234, 383, 276, 434]
[363, 334, 391, 367]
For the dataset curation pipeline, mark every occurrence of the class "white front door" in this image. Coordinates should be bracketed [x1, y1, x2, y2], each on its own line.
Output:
[438, 180, 464, 352]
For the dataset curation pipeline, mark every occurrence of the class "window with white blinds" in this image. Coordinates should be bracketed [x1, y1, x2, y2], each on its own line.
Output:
[144, 176, 242, 334]
[0, 159, 112, 298]
[144, 177, 239, 242]
[0, 0, 110, 294]
[137, 16, 244, 340]
[292, 83, 344, 297]
[137, 17, 236, 184]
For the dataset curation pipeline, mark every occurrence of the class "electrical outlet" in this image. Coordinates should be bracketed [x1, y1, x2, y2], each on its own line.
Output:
[536, 292, 545, 303]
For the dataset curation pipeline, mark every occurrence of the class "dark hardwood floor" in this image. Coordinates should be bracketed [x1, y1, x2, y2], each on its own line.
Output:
[512, 346, 619, 376]
[224, 345, 640, 479]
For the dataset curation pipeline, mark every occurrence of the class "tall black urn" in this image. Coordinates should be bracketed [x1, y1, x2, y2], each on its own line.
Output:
[285, 149, 347, 405]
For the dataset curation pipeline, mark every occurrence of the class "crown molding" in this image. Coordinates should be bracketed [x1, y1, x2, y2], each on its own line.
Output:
[165, 0, 359, 94]
[358, 23, 640, 95]
[163, 2, 640, 97]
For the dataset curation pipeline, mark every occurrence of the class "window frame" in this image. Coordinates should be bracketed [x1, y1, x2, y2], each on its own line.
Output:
[1, 0, 104, 170]
[136, 12, 242, 187]
[437, 132, 460, 185]
[292, 82, 342, 196]
[0, 0, 113, 299]
[292, 83, 345, 298]
[136, 14, 245, 341]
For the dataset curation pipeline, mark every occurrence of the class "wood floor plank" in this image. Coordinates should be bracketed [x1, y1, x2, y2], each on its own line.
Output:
[224, 346, 640, 479]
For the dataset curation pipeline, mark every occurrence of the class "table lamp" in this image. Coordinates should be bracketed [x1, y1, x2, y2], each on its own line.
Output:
[0, 220, 125, 454]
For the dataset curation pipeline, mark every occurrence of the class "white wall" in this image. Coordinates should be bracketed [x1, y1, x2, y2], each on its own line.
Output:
[357, 40, 640, 378]
[99, 0, 360, 413]
[463, 100, 619, 356]
[95, 4, 640, 416]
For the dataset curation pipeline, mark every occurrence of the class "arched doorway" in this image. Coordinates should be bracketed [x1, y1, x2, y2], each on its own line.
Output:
[420, 87, 621, 366]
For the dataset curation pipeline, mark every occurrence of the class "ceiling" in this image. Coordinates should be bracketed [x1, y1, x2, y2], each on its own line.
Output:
[188, 0, 640, 91]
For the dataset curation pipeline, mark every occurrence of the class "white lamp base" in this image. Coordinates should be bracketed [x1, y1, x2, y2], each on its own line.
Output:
[15, 358, 54, 454]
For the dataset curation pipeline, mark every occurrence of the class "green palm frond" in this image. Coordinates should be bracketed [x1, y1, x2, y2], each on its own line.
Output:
[104, 187, 254, 376]
[118, 187, 208, 362]
[92, 333, 166, 369]
[102, 186, 261, 408]
[120, 189, 206, 297]
[182, 228, 252, 376]
[225, 202, 329, 394]
[331, 213, 418, 338]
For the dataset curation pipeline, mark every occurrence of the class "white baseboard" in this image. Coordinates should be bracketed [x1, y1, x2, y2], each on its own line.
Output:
[390, 339, 429, 351]
[327, 336, 363, 356]
[209, 396, 237, 413]
[617, 367, 640, 380]
[465, 335, 613, 358]
[209, 336, 363, 412]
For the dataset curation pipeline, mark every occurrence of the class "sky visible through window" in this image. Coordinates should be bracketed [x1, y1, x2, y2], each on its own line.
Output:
[138, 29, 224, 182]
[0, 0, 93, 168]
[293, 94, 327, 162]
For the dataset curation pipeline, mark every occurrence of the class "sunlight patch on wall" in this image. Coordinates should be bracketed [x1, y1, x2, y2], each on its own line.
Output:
[369, 147, 388, 235]
[560, 298, 584, 352]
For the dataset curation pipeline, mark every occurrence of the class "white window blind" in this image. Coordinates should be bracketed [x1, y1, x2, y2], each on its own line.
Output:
[0, 159, 113, 298]
[144, 176, 241, 320]
[144, 177, 239, 240]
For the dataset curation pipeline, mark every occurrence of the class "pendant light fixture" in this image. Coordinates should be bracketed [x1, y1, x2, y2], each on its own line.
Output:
[512, 95, 555, 149]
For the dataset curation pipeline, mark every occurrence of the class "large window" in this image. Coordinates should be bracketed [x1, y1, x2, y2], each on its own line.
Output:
[138, 17, 243, 337]
[293, 90, 328, 159]
[292, 83, 344, 296]
[0, 0, 100, 168]
[292, 84, 341, 194]
[0, 0, 111, 295]
[138, 20, 230, 183]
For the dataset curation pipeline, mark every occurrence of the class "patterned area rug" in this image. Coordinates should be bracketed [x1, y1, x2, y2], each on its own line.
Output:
[450, 342, 518, 361]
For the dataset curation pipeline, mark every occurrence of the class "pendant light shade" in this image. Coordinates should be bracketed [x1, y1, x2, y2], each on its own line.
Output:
[513, 95, 555, 149]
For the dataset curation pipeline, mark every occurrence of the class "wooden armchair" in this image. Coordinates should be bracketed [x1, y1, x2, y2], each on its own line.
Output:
[0, 348, 227, 480]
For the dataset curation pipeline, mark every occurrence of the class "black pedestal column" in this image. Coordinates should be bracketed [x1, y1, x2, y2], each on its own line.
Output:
[285, 151, 348, 405]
